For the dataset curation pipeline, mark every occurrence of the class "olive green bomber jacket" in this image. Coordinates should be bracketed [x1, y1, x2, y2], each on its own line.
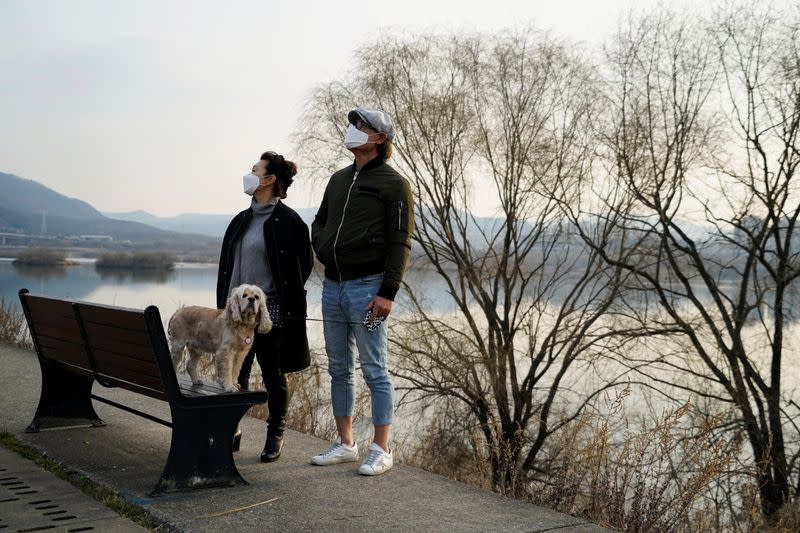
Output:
[311, 157, 414, 301]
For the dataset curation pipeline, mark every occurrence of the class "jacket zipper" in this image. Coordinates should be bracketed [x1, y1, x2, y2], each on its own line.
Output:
[332, 168, 360, 281]
[397, 200, 403, 230]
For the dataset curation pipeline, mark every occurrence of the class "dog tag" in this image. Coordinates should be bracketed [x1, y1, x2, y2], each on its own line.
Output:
[245, 336, 252, 345]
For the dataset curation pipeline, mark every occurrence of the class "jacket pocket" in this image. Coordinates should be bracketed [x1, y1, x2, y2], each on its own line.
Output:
[368, 227, 385, 245]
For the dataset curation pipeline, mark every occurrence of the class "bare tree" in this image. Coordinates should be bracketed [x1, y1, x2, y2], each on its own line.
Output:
[555, 5, 800, 520]
[299, 30, 636, 496]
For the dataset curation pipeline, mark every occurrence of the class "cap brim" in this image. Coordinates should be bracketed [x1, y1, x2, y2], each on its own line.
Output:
[347, 110, 363, 125]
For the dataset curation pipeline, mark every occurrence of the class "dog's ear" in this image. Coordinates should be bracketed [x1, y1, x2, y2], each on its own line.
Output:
[258, 290, 272, 333]
[226, 286, 243, 324]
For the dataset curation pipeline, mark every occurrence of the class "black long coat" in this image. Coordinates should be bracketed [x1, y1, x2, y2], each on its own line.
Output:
[216, 200, 312, 373]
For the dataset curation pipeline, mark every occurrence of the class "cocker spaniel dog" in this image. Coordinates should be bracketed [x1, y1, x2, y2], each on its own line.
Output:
[168, 284, 271, 392]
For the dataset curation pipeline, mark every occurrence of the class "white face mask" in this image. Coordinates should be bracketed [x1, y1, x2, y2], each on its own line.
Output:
[243, 173, 260, 196]
[344, 124, 371, 149]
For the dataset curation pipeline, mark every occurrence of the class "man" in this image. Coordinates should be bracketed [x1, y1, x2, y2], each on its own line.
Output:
[310, 107, 414, 475]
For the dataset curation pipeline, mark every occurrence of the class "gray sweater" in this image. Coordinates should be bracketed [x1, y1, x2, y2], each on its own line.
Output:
[229, 197, 279, 298]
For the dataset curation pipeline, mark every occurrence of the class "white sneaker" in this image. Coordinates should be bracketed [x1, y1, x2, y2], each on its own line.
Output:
[310, 438, 359, 466]
[358, 443, 393, 476]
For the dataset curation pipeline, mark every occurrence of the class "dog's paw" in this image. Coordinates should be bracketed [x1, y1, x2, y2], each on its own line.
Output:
[192, 379, 204, 386]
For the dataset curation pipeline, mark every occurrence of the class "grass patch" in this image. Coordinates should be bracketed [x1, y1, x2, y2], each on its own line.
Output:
[13, 247, 77, 266]
[0, 432, 166, 531]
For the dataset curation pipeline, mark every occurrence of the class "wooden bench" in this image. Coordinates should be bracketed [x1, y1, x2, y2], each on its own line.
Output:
[18, 288, 267, 496]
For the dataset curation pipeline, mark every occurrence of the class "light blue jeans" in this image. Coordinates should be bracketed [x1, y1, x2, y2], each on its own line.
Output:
[322, 273, 393, 426]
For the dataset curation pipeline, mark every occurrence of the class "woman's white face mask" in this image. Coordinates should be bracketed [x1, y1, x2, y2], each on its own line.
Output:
[243, 172, 260, 195]
[343, 124, 372, 149]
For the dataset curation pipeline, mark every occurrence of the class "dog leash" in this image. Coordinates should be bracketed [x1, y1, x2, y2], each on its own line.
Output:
[298, 317, 361, 326]
[285, 314, 386, 331]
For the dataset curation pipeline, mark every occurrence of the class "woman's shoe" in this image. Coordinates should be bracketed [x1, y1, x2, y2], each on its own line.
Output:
[260, 433, 284, 463]
[232, 428, 242, 452]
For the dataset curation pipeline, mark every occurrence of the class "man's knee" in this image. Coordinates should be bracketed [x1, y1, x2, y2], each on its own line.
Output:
[361, 362, 391, 387]
[328, 360, 353, 380]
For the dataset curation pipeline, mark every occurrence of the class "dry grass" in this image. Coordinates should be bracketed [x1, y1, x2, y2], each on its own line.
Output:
[0, 296, 32, 349]
[532, 390, 736, 532]
[697, 480, 800, 533]
[13, 247, 75, 266]
[392, 387, 756, 532]
[241, 350, 372, 443]
[397, 411, 491, 490]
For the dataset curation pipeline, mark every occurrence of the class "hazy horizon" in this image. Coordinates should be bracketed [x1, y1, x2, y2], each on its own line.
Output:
[2, 0, 711, 218]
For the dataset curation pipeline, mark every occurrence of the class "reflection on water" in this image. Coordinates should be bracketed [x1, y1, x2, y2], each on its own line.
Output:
[0, 260, 448, 348]
[12, 263, 69, 281]
[4, 258, 799, 334]
[0, 260, 218, 323]
[94, 266, 177, 284]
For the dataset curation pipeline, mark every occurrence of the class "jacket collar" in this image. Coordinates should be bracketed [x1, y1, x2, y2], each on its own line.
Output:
[352, 156, 384, 175]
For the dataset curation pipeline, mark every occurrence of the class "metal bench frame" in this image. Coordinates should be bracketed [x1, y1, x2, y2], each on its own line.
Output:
[18, 288, 267, 496]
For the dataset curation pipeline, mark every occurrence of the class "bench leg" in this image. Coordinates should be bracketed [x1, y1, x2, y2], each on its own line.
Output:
[26, 362, 105, 433]
[151, 403, 250, 496]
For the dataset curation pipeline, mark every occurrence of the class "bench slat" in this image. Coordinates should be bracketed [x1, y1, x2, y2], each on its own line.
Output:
[24, 297, 86, 368]
[77, 305, 148, 331]
[95, 375, 168, 401]
[85, 333, 163, 363]
[175, 375, 256, 399]
[23, 295, 75, 320]
[75, 305, 167, 391]
[51, 359, 95, 379]
[178, 382, 229, 397]
[29, 320, 83, 343]
[89, 348, 163, 380]
[81, 321, 153, 349]
[177, 374, 225, 394]
[34, 335, 91, 369]
[93, 365, 165, 394]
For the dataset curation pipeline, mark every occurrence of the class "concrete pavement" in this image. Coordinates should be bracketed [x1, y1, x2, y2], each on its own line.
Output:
[0, 343, 610, 532]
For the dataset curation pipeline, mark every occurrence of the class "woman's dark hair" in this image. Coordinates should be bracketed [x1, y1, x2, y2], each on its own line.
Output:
[376, 139, 393, 161]
[260, 151, 297, 199]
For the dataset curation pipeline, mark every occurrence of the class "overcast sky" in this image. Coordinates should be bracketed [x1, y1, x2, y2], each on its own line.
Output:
[1, 0, 708, 217]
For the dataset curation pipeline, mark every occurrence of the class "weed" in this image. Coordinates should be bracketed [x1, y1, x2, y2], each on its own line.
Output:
[0, 296, 32, 349]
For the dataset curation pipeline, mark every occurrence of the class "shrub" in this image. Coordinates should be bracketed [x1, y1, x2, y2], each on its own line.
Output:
[13, 247, 71, 266]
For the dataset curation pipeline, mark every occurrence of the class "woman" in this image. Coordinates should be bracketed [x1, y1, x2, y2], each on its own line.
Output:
[216, 150, 312, 462]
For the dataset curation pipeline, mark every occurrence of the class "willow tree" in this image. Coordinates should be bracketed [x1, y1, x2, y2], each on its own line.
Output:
[299, 30, 634, 495]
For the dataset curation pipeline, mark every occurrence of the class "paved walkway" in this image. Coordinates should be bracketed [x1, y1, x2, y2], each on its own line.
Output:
[0, 446, 148, 532]
[0, 343, 609, 532]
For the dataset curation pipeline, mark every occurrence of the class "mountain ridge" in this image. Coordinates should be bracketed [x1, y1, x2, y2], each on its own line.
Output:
[0, 172, 218, 248]
[104, 207, 319, 237]
[0, 172, 104, 220]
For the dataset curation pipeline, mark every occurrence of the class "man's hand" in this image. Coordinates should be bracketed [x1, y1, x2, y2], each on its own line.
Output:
[366, 296, 393, 319]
